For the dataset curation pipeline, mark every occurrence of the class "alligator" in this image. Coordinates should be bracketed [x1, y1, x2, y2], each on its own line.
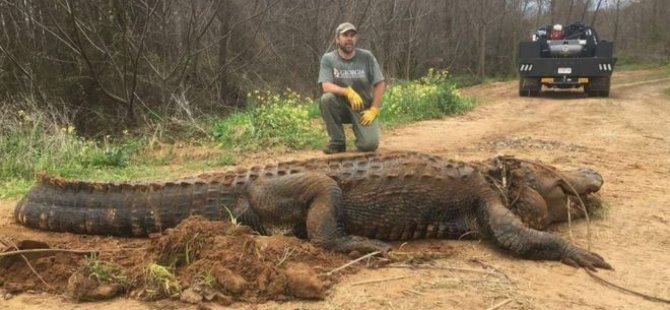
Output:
[14, 151, 611, 270]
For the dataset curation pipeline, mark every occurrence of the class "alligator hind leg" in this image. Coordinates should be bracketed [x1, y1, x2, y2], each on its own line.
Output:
[248, 172, 390, 254]
[304, 180, 391, 254]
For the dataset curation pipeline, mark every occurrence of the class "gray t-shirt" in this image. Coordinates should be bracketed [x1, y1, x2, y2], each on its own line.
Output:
[318, 48, 384, 105]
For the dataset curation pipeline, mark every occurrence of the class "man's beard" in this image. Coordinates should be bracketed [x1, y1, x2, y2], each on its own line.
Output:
[338, 43, 355, 54]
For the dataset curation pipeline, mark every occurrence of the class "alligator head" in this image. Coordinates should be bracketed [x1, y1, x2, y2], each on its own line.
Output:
[482, 157, 605, 230]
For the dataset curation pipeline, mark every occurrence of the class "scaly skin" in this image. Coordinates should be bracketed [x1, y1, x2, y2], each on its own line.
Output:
[14, 151, 611, 270]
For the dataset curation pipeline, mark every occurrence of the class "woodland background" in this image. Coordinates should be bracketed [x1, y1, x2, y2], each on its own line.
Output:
[0, 0, 668, 134]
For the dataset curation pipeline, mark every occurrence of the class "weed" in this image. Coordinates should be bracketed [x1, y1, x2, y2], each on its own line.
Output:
[585, 195, 609, 220]
[0, 179, 34, 199]
[195, 270, 218, 289]
[141, 263, 181, 300]
[80, 254, 130, 288]
[224, 207, 240, 226]
[0, 106, 178, 197]
[0, 69, 476, 198]
[615, 58, 667, 71]
[380, 69, 475, 125]
[155, 232, 206, 268]
[211, 91, 325, 151]
[213, 152, 237, 166]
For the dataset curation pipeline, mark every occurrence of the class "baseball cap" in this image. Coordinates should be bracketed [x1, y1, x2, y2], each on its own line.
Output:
[336, 22, 357, 35]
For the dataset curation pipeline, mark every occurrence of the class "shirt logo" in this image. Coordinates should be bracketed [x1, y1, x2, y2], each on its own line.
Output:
[333, 68, 365, 79]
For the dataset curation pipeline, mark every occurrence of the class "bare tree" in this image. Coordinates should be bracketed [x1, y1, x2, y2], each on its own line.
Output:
[0, 0, 667, 134]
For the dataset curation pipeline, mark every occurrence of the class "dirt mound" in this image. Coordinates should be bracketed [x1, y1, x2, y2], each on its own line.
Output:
[0, 240, 82, 294]
[1, 216, 372, 305]
[139, 216, 356, 304]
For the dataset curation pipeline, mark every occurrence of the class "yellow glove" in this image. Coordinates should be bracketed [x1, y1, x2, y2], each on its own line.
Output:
[360, 107, 380, 126]
[343, 86, 364, 111]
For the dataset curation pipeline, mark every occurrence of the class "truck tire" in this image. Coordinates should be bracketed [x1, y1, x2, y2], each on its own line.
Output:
[518, 79, 528, 96]
[585, 85, 597, 97]
[585, 77, 611, 97]
[519, 78, 541, 97]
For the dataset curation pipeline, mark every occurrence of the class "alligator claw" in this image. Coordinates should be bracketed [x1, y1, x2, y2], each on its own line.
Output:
[562, 247, 612, 271]
[329, 236, 392, 255]
[350, 236, 392, 254]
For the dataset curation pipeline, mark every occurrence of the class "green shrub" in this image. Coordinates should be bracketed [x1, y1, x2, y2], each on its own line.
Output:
[0, 113, 140, 180]
[380, 69, 474, 125]
[0, 71, 477, 197]
[0, 108, 154, 196]
[212, 89, 325, 150]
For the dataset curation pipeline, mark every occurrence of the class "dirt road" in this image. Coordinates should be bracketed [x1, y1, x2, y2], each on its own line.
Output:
[1, 69, 669, 309]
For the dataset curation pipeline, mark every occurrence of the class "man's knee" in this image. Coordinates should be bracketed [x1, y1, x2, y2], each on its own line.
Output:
[356, 138, 379, 152]
[320, 92, 338, 109]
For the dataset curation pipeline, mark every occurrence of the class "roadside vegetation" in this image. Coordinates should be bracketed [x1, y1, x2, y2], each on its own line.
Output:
[0, 70, 474, 198]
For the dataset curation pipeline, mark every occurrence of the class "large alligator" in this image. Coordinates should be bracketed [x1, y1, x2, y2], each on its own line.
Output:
[14, 151, 611, 270]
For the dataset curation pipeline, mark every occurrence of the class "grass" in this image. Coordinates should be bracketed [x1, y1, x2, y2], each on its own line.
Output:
[588, 197, 610, 221]
[164, 232, 206, 268]
[0, 68, 475, 198]
[80, 254, 131, 288]
[449, 73, 515, 88]
[140, 263, 182, 300]
[195, 270, 218, 289]
[211, 89, 326, 151]
[614, 58, 668, 71]
[380, 69, 475, 125]
[0, 109, 238, 198]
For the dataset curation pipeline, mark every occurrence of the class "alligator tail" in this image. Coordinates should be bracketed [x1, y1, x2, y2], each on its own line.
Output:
[14, 174, 236, 237]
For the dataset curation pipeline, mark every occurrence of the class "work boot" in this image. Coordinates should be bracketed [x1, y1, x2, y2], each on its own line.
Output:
[323, 144, 346, 154]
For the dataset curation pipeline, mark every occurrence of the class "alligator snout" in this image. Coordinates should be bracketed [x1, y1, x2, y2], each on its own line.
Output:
[574, 168, 603, 194]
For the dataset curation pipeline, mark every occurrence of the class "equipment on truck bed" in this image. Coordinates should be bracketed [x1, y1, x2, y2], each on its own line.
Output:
[517, 22, 616, 97]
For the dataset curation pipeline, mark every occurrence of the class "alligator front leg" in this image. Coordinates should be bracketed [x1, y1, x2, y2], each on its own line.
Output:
[305, 191, 391, 254]
[248, 172, 390, 254]
[479, 197, 611, 270]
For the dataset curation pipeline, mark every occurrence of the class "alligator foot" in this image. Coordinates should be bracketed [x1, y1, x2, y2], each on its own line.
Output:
[328, 236, 392, 255]
[561, 246, 612, 271]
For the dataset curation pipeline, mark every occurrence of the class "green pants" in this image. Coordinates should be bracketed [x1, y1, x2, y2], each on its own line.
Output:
[319, 92, 379, 152]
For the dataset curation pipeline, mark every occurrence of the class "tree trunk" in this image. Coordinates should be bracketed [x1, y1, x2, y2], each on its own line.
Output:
[580, 0, 591, 23]
[591, 0, 603, 26]
[613, 0, 621, 43]
[217, 3, 235, 107]
[535, 0, 544, 28]
[478, 24, 486, 78]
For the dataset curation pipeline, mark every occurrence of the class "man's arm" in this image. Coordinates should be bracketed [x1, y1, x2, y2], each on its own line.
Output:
[321, 82, 347, 96]
[370, 81, 385, 109]
[323, 81, 364, 111]
[359, 81, 385, 126]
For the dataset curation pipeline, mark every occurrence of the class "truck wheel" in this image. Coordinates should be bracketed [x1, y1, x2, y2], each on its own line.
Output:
[519, 78, 540, 97]
[519, 80, 528, 96]
[585, 77, 611, 97]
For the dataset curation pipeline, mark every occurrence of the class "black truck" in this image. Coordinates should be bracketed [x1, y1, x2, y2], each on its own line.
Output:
[517, 22, 616, 97]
